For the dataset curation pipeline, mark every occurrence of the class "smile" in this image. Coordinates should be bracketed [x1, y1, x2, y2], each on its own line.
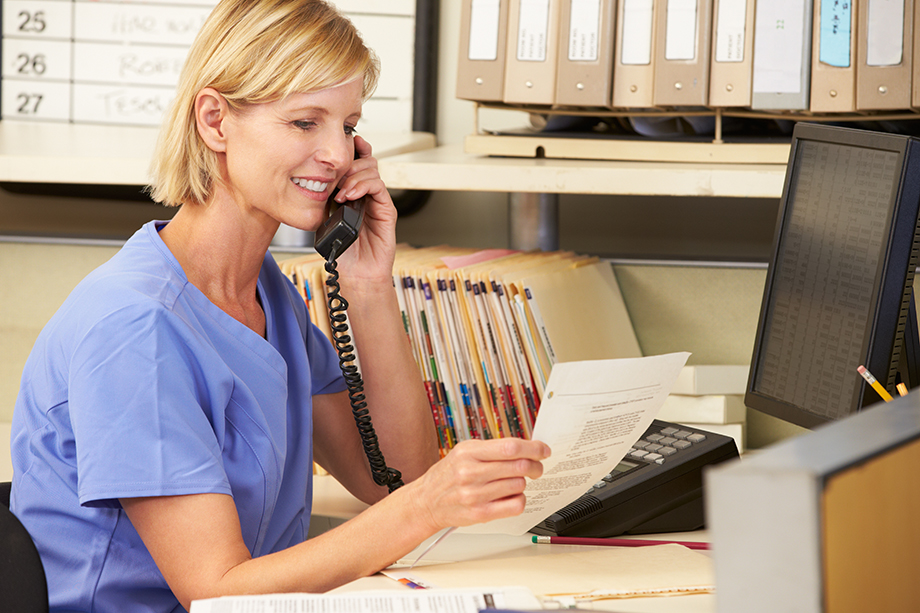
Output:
[292, 178, 329, 192]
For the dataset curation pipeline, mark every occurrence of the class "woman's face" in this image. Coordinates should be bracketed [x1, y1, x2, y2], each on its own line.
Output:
[218, 78, 364, 231]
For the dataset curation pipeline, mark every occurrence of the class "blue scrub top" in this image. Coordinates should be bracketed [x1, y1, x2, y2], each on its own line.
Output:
[10, 221, 347, 613]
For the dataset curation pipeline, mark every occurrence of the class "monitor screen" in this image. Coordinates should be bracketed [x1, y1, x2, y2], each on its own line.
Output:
[746, 123, 920, 429]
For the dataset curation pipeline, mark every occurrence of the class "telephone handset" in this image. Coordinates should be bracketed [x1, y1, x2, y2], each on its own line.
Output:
[314, 190, 365, 262]
[315, 189, 404, 492]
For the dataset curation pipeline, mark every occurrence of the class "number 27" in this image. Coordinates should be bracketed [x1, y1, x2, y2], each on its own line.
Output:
[16, 93, 43, 114]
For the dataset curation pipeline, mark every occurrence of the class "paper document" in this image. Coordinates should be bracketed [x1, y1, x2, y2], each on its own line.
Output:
[189, 587, 541, 613]
[462, 352, 691, 535]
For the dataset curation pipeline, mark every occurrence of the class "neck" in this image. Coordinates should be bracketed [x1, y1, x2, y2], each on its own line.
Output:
[159, 199, 276, 336]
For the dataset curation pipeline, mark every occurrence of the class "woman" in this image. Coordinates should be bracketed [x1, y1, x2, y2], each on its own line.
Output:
[9, 1, 550, 611]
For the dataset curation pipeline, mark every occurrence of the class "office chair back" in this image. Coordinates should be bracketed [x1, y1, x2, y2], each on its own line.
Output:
[0, 481, 50, 613]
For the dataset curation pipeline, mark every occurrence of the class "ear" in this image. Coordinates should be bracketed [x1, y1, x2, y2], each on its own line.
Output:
[194, 88, 229, 153]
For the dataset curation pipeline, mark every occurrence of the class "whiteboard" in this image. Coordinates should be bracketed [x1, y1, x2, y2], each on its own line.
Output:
[0, 0, 416, 129]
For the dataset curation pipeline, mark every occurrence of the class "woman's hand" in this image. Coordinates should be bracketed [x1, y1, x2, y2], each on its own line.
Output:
[330, 134, 397, 284]
[404, 438, 552, 533]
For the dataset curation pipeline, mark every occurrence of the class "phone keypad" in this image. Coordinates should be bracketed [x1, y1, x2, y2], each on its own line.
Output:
[583, 426, 709, 496]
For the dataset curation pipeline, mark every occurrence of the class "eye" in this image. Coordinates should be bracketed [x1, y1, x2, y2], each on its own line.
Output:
[344, 124, 358, 136]
[293, 120, 316, 130]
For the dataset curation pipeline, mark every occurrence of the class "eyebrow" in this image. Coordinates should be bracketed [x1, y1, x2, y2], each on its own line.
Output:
[288, 104, 362, 122]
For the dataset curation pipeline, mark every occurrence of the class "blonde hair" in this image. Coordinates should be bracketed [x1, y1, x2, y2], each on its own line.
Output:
[148, 0, 379, 207]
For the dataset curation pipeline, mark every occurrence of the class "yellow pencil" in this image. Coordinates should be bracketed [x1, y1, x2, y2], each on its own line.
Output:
[897, 382, 909, 397]
[857, 365, 894, 402]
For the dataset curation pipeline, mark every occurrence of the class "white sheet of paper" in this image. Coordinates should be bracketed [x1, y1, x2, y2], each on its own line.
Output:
[190, 587, 542, 613]
[461, 352, 691, 535]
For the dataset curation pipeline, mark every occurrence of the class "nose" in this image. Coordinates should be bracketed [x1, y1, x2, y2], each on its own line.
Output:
[316, 128, 353, 171]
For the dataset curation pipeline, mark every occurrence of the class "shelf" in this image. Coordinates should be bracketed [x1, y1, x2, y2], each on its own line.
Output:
[0, 120, 791, 199]
[378, 144, 789, 198]
[0, 121, 436, 186]
[464, 133, 792, 164]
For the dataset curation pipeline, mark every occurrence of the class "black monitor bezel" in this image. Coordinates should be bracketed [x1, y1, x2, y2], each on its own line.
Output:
[745, 122, 920, 429]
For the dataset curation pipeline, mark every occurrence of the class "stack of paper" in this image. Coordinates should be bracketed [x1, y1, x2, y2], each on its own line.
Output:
[385, 543, 714, 602]
[278, 246, 641, 455]
[656, 365, 749, 453]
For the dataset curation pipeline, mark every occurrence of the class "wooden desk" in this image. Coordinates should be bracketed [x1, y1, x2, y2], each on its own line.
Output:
[312, 475, 715, 612]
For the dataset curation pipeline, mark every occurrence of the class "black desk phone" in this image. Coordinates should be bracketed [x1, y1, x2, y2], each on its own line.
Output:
[531, 420, 740, 537]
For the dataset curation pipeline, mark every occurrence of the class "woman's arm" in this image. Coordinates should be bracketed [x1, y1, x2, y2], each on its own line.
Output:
[122, 437, 550, 610]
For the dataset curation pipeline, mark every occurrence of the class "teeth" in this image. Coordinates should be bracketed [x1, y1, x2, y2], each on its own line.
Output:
[292, 178, 328, 192]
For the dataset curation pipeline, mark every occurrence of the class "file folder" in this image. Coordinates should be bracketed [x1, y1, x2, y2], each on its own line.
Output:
[810, 0, 857, 112]
[708, 0, 755, 107]
[457, 0, 511, 102]
[611, 0, 657, 107]
[856, 0, 912, 110]
[503, 0, 564, 105]
[653, 0, 713, 107]
[554, 0, 617, 107]
[279, 247, 642, 452]
[752, 0, 814, 110]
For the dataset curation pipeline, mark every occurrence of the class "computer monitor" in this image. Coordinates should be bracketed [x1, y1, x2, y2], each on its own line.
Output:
[746, 122, 920, 429]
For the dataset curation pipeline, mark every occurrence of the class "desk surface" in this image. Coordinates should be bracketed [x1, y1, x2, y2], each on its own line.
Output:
[312, 475, 715, 613]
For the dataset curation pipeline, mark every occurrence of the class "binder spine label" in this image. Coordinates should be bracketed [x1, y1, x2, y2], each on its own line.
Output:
[664, 0, 699, 61]
[469, 0, 502, 61]
[866, 0, 905, 67]
[516, 0, 551, 62]
[567, 0, 601, 61]
[752, 0, 808, 94]
[621, 0, 654, 65]
[714, 0, 747, 63]
[819, 0, 852, 67]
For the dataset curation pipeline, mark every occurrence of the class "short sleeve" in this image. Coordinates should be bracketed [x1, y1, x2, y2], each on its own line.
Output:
[305, 320, 347, 396]
[69, 303, 233, 508]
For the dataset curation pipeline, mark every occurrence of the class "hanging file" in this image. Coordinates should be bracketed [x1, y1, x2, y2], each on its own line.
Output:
[810, 0, 856, 112]
[554, 0, 617, 107]
[751, 0, 814, 110]
[708, 0, 755, 107]
[856, 0, 912, 110]
[652, 0, 713, 107]
[278, 247, 641, 455]
[503, 0, 564, 105]
[457, 0, 511, 102]
[611, 0, 657, 107]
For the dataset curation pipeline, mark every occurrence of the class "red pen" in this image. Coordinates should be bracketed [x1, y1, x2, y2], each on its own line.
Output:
[532, 534, 709, 550]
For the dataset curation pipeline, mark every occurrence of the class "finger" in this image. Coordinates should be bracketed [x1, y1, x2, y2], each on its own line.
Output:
[451, 438, 551, 463]
[354, 134, 372, 159]
[337, 178, 386, 205]
[460, 493, 530, 526]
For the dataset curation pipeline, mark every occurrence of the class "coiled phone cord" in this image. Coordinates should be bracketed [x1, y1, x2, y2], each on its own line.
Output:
[323, 241, 404, 493]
